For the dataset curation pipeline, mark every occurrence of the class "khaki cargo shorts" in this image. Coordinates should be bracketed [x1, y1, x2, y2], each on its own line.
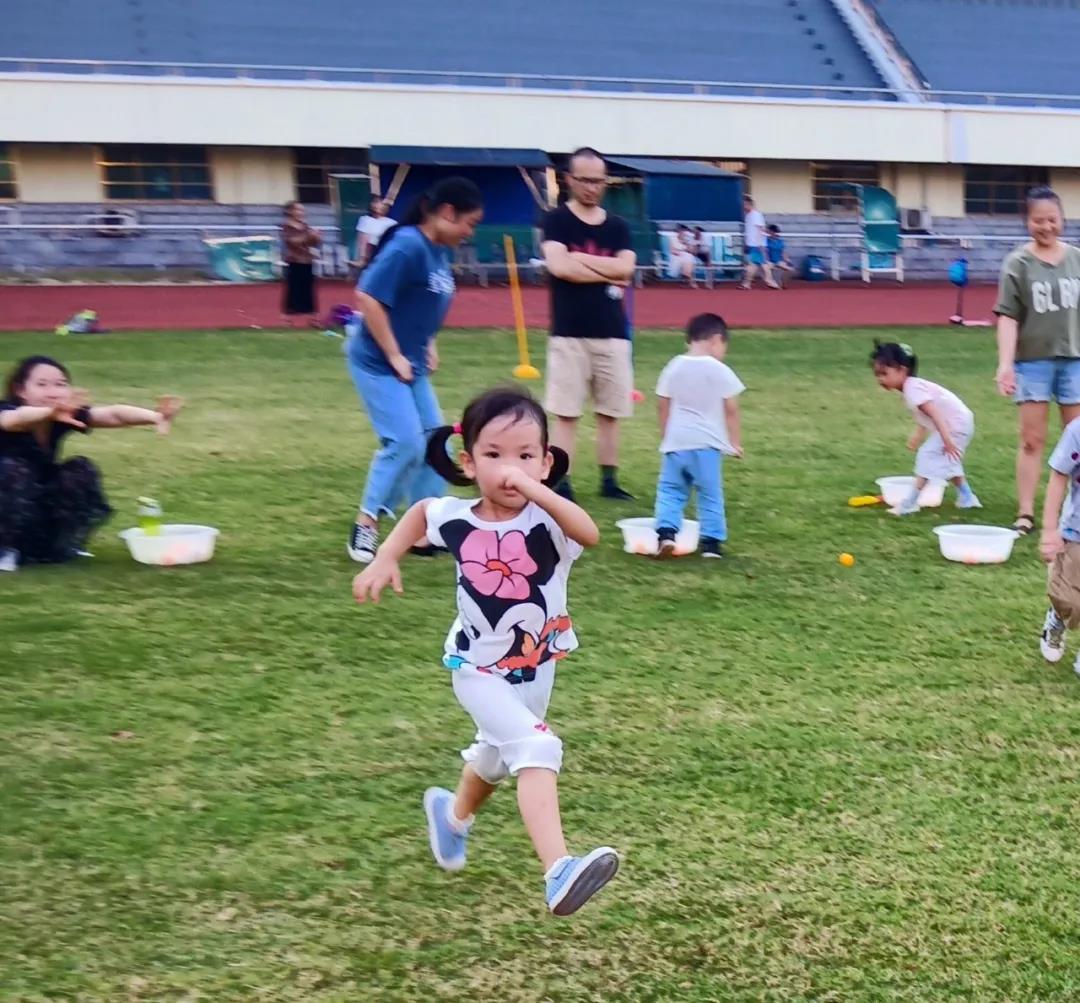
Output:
[544, 336, 633, 419]
[1049, 541, 1080, 629]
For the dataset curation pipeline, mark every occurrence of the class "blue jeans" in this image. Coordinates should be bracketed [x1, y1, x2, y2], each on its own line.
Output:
[654, 448, 726, 542]
[348, 362, 445, 520]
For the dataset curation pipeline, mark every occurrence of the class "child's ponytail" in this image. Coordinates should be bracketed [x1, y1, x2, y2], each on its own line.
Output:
[425, 423, 473, 487]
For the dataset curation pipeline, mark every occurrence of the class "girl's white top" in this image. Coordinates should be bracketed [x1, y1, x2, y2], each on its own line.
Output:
[425, 497, 582, 676]
[902, 377, 974, 434]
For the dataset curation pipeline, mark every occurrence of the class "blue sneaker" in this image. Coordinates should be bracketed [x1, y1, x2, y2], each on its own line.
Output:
[544, 846, 619, 916]
[890, 491, 921, 517]
[423, 787, 470, 872]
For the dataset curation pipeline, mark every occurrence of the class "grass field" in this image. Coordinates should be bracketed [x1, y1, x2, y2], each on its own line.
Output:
[4, 325, 1080, 1002]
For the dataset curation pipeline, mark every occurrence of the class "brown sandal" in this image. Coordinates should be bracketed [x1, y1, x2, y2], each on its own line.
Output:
[1013, 514, 1036, 536]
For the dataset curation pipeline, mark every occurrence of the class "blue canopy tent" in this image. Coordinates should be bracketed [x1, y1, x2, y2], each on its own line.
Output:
[369, 146, 551, 281]
[601, 157, 745, 283]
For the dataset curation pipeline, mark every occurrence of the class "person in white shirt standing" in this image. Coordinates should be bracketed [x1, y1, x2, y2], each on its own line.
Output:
[740, 195, 779, 290]
[870, 340, 982, 515]
[355, 197, 396, 269]
[654, 312, 745, 559]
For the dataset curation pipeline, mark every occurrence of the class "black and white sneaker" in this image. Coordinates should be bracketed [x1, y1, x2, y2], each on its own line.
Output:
[0, 548, 19, 572]
[1041, 607, 1066, 664]
[655, 528, 677, 559]
[701, 538, 724, 560]
[347, 523, 378, 564]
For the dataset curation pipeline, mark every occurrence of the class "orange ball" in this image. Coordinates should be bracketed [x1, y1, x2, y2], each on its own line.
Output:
[838, 552, 855, 567]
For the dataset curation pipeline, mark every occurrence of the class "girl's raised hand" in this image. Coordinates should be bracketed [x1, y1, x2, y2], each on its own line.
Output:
[497, 465, 539, 497]
[155, 395, 184, 435]
[52, 388, 89, 428]
[353, 559, 404, 604]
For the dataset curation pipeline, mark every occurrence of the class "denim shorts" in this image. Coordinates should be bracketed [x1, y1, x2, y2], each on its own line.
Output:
[746, 247, 765, 266]
[1014, 358, 1080, 405]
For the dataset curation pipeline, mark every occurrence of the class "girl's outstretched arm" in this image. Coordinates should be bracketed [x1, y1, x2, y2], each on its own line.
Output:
[352, 499, 432, 603]
[90, 396, 183, 434]
[0, 405, 64, 432]
[500, 468, 599, 548]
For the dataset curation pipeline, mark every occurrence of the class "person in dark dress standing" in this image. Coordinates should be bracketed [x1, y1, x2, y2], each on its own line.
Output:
[0, 355, 183, 571]
[541, 147, 637, 502]
[281, 201, 322, 326]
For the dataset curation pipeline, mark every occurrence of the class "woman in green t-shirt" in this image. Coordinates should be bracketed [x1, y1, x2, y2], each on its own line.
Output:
[994, 186, 1080, 535]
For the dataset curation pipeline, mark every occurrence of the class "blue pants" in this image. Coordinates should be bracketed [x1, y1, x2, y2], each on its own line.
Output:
[348, 361, 445, 520]
[654, 448, 726, 542]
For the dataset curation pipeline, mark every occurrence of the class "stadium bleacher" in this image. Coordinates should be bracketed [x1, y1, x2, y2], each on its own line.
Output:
[6, 0, 885, 94]
[871, 0, 1080, 103]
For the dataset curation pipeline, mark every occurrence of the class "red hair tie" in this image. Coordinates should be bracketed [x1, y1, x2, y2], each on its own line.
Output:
[452, 422, 462, 435]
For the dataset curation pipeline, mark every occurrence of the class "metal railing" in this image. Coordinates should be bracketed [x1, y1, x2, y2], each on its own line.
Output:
[3, 57, 1080, 108]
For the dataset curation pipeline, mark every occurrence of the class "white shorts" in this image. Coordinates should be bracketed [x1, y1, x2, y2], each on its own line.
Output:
[915, 427, 973, 481]
[451, 662, 563, 784]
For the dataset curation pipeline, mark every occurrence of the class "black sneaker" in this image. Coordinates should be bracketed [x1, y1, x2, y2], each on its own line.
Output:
[347, 523, 378, 564]
[701, 538, 724, 560]
[600, 481, 635, 501]
[655, 527, 677, 559]
[555, 478, 577, 503]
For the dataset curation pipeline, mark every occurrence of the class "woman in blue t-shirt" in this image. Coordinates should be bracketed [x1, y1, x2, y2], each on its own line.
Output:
[346, 177, 484, 564]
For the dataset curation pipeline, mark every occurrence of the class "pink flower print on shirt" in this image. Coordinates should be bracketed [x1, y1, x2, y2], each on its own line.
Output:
[459, 529, 538, 601]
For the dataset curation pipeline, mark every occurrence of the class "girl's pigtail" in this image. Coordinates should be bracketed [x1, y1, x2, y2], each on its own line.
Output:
[543, 446, 571, 489]
[426, 424, 472, 487]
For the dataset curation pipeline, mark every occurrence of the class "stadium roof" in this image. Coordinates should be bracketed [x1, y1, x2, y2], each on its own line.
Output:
[607, 158, 737, 178]
[370, 147, 550, 168]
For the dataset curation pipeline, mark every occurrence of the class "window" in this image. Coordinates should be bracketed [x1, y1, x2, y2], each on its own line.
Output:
[964, 165, 1049, 215]
[293, 148, 368, 205]
[100, 145, 212, 201]
[812, 161, 880, 211]
[0, 144, 16, 200]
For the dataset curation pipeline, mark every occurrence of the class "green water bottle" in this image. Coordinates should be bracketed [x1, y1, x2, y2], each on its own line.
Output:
[137, 496, 162, 536]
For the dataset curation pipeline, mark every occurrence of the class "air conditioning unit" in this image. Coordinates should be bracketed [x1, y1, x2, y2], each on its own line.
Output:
[901, 207, 932, 232]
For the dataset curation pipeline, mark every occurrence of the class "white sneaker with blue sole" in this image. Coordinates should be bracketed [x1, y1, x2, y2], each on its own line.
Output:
[545, 846, 619, 916]
[423, 787, 470, 872]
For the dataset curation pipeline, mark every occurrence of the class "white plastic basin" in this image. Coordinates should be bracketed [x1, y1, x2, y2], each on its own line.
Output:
[876, 476, 946, 509]
[933, 524, 1019, 564]
[119, 524, 220, 566]
[616, 517, 700, 557]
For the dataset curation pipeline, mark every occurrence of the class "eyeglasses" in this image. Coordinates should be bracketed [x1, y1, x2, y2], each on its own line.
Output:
[569, 175, 608, 187]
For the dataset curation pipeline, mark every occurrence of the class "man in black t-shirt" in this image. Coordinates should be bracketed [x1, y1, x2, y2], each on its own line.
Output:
[541, 147, 637, 502]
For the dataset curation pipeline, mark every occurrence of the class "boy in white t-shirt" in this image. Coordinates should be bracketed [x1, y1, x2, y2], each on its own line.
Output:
[654, 312, 745, 558]
[870, 341, 982, 515]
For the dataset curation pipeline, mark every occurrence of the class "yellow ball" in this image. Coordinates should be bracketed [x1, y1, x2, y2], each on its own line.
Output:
[839, 552, 855, 567]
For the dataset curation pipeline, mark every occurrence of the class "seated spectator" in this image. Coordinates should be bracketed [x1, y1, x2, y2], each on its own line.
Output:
[671, 224, 700, 288]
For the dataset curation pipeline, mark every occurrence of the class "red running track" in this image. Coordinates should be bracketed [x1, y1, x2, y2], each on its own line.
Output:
[0, 280, 999, 332]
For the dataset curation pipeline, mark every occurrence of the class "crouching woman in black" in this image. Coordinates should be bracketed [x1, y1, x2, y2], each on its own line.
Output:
[0, 355, 183, 570]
